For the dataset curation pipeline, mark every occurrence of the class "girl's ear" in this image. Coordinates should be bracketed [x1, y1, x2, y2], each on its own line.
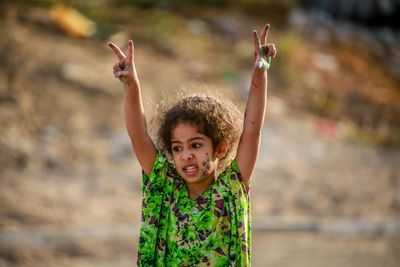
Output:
[215, 142, 228, 160]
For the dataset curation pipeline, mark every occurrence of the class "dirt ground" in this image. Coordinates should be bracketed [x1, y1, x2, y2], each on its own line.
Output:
[2, 232, 400, 266]
[1, 2, 400, 266]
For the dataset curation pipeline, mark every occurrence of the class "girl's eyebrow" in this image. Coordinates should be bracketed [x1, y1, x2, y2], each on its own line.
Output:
[171, 137, 205, 144]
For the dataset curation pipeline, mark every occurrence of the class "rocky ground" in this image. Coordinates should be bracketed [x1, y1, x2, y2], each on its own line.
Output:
[0, 2, 399, 266]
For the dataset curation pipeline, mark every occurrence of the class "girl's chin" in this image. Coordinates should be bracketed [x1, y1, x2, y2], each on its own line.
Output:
[181, 171, 214, 183]
[181, 170, 199, 179]
[182, 174, 200, 182]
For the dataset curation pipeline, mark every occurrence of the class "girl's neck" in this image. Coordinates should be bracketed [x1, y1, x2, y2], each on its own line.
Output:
[186, 175, 215, 200]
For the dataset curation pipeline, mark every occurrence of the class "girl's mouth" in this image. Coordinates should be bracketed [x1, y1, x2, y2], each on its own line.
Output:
[183, 165, 198, 176]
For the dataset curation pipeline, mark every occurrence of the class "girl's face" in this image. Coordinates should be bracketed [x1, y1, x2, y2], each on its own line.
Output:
[170, 123, 224, 186]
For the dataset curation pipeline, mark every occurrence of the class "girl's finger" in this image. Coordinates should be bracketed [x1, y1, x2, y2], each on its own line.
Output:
[253, 30, 260, 52]
[108, 42, 126, 61]
[127, 40, 134, 62]
[115, 70, 131, 78]
[113, 63, 118, 76]
[260, 24, 270, 45]
[268, 44, 277, 58]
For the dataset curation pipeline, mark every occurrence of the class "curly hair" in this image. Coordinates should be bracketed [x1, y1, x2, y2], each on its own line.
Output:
[156, 94, 243, 167]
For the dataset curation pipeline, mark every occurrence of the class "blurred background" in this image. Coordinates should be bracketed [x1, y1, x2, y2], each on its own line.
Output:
[0, 0, 400, 266]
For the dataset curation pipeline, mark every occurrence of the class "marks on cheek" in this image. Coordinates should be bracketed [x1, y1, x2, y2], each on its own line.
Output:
[201, 154, 211, 171]
[205, 153, 211, 170]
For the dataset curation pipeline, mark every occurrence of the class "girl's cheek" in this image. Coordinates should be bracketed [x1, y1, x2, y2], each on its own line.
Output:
[205, 153, 211, 170]
[200, 153, 212, 176]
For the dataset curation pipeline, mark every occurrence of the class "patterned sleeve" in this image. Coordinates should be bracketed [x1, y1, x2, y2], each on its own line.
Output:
[141, 152, 170, 195]
[138, 152, 173, 266]
[221, 159, 252, 265]
[230, 159, 250, 195]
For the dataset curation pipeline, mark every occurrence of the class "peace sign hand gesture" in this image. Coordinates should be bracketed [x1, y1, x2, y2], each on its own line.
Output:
[253, 24, 277, 70]
[108, 40, 138, 85]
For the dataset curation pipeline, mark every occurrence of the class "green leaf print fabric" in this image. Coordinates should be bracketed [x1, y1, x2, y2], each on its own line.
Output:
[138, 153, 251, 266]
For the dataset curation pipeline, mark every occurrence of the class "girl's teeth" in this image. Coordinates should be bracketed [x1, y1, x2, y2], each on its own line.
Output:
[185, 166, 198, 173]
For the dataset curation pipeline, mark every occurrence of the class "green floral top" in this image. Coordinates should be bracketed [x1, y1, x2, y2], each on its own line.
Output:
[137, 153, 251, 266]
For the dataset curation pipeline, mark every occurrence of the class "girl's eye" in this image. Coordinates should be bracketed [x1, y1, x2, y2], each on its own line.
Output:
[172, 146, 182, 153]
[192, 143, 202, 149]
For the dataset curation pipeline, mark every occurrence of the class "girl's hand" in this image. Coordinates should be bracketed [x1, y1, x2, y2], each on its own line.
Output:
[108, 40, 137, 85]
[253, 24, 277, 70]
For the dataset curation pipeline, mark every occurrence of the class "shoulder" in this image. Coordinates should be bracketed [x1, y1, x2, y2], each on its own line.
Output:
[218, 159, 249, 195]
[145, 152, 175, 176]
[142, 152, 177, 194]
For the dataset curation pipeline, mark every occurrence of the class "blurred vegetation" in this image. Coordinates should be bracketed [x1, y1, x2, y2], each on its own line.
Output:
[5, 0, 400, 148]
[18, 0, 298, 18]
[274, 31, 301, 86]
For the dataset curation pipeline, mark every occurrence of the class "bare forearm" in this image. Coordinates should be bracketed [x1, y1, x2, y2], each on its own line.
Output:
[124, 81, 156, 173]
[243, 68, 267, 134]
[109, 40, 156, 175]
[236, 68, 267, 182]
[124, 81, 146, 138]
[235, 23, 276, 183]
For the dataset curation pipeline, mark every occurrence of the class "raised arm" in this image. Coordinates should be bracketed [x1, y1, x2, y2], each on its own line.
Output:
[109, 40, 157, 175]
[236, 24, 277, 184]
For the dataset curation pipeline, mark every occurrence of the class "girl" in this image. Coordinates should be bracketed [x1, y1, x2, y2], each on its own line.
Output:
[109, 24, 277, 266]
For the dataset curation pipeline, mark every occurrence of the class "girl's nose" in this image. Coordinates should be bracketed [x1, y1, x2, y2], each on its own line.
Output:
[182, 150, 193, 161]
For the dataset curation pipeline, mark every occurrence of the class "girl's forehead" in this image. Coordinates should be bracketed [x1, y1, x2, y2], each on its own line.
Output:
[172, 122, 200, 134]
[171, 123, 208, 140]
